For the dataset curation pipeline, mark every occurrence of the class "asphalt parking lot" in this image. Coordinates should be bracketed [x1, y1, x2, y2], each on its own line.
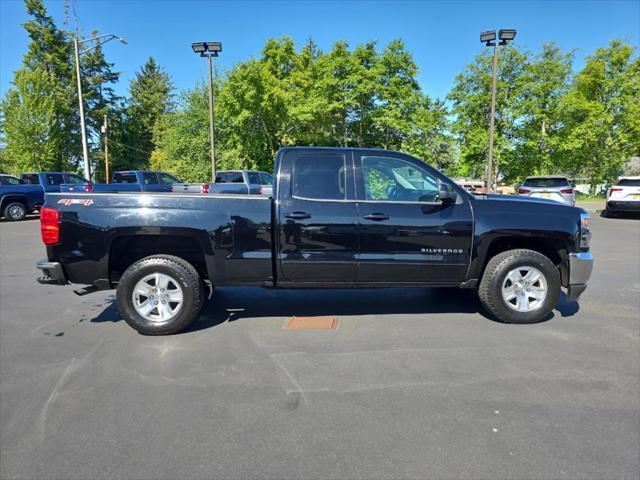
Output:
[1, 214, 638, 480]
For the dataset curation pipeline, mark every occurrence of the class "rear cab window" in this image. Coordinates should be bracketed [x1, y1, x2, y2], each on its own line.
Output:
[63, 174, 88, 184]
[215, 172, 244, 183]
[158, 173, 179, 185]
[260, 173, 273, 185]
[113, 173, 138, 184]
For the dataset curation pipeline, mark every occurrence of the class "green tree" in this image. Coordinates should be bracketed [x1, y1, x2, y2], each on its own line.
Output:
[448, 45, 529, 180]
[508, 43, 574, 181]
[559, 40, 640, 191]
[0, 68, 63, 173]
[1, 0, 77, 171]
[127, 57, 174, 167]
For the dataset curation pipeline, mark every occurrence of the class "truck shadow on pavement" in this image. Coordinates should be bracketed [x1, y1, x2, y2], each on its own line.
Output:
[90, 286, 580, 333]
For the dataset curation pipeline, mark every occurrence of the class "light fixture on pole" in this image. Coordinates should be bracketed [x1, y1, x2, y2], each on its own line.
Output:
[74, 33, 127, 181]
[480, 28, 517, 192]
[192, 41, 222, 182]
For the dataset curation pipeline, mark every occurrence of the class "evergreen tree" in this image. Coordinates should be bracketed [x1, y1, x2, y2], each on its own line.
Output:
[128, 57, 174, 167]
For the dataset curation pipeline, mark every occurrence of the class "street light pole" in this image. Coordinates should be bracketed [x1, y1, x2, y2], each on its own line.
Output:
[192, 41, 222, 182]
[487, 40, 499, 193]
[73, 32, 127, 182]
[74, 35, 91, 181]
[480, 29, 517, 193]
[206, 54, 216, 182]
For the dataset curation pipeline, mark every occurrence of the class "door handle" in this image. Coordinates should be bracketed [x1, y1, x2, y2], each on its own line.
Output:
[284, 211, 312, 220]
[363, 213, 389, 221]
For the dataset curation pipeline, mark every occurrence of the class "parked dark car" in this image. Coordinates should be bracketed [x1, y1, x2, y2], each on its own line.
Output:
[60, 170, 181, 193]
[171, 170, 273, 195]
[36, 147, 593, 335]
[0, 174, 46, 221]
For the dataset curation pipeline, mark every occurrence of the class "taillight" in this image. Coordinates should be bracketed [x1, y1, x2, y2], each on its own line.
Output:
[201, 183, 209, 194]
[609, 188, 623, 193]
[84, 184, 93, 192]
[560, 188, 573, 194]
[518, 188, 530, 194]
[40, 207, 60, 245]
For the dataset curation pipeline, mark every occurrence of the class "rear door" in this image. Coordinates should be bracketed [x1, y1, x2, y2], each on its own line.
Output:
[354, 152, 473, 283]
[277, 150, 359, 283]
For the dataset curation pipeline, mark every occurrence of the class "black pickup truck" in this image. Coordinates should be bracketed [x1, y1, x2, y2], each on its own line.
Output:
[36, 147, 594, 335]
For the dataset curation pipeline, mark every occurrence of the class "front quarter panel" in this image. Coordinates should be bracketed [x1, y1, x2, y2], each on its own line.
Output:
[468, 196, 581, 280]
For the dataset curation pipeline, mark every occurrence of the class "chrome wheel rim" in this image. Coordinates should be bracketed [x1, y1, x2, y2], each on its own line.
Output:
[501, 266, 547, 312]
[132, 273, 183, 323]
[8, 205, 24, 219]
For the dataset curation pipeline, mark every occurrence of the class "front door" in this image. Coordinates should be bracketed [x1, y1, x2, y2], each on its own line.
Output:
[354, 153, 473, 283]
[277, 150, 359, 283]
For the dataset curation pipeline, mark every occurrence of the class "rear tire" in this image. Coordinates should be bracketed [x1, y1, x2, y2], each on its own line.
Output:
[3, 202, 26, 221]
[478, 249, 560, 324]
[116, 255, 204, 335]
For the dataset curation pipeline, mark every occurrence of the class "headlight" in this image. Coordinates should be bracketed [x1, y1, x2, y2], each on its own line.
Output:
[580, 212, 591, 251]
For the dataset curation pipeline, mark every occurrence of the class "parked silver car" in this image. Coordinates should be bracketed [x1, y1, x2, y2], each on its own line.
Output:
[518, 176, 575, 206]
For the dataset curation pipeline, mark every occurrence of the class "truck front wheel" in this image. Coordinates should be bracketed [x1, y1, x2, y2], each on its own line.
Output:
[478, 249, 560, 324]
[116, 255, 204, 335]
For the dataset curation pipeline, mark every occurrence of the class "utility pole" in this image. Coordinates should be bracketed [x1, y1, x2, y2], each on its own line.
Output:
[74, 35, 91, 181]
[102, 114, 109, 183]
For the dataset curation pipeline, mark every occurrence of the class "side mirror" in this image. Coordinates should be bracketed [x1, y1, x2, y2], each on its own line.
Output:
[438, 181, 457, 203]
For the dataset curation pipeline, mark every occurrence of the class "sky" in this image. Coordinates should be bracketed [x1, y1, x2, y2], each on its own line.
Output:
[1, 0, 639, 101]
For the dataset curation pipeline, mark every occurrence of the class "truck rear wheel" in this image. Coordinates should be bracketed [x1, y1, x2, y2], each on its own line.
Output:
[3, 202, 26, 221]
[116, 255, 204, 335]
[478, 249, 560, 324]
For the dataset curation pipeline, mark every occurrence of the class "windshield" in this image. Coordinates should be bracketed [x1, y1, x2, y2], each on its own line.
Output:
[522, 178, 570, 188]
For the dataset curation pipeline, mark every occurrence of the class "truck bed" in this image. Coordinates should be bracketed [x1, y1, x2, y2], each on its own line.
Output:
[46, 192, 273, 287]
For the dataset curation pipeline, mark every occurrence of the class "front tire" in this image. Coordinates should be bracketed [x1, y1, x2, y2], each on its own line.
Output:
[478, 249, 560, 324]
[3, 202, 27, 221]
[116, 255, 204, 335]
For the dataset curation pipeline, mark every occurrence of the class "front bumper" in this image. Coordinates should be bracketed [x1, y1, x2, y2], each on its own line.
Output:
[566, 252, 594, 301]
[606, 201, 640, 212]
[36, 260, 68, 285]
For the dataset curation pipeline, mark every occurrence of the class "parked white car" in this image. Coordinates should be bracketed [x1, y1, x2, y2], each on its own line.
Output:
[518, 176, 575, 206]
[605, 177, 640, 216]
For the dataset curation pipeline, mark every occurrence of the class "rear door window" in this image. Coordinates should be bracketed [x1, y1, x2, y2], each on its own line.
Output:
[21, 174, 40, 185]
[292, 154, 346, 200]
[141, 172, 159, 185]
[45, 173, 63, 185]
[247, 172, 261, 184]
[113, 173, 137, 184]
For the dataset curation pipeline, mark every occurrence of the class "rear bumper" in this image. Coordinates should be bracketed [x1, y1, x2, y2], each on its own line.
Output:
[606, 201, 640, 212]
[566, 252, 593, 301]
[36, 260, 68, 285]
